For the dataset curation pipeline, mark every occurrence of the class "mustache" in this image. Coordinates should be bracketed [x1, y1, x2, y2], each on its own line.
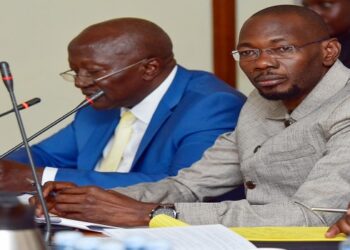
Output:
[82, 89, 102, 98]
[253, 71, 287, 82]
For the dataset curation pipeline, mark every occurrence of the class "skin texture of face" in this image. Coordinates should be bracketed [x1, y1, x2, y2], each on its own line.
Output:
[68, 18, 176, 110]
[237, 7, 339, 112]
[302, 0, 350, 37]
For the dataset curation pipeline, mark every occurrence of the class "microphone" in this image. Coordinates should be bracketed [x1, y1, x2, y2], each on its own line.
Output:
[0, 61, 51, 244]
[0, 61, 14, 91]
[0, 90, 104, 159]
[0, 97, 41, 118]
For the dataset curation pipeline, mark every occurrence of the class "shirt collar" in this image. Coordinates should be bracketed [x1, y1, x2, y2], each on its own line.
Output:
[121, 65, 178, 123]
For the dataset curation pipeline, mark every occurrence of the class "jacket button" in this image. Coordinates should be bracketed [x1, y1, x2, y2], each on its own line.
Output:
[245, 181, 256, 189]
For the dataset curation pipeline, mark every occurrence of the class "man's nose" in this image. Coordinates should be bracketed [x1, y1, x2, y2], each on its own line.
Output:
[74, 76, 94, 88]
[307, 6, 323, 16]
[253, 49, 279, 70]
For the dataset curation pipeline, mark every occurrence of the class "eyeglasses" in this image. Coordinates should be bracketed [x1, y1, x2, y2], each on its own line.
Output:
[231, 38, 329, 62]
[59, 58, 148, 84]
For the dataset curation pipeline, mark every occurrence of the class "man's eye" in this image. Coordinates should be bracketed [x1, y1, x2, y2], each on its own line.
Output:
[276, 45, 295, 53]
[87, 70, 100, 75]
[320, 2, 333, 9]
[239, 50, 256, 57]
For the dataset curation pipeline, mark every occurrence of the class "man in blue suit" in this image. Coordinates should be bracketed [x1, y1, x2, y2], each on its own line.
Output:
[0, 18, 245, 191]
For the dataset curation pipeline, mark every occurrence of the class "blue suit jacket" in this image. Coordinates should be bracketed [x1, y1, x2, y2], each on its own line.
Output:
[8, 66, 246, 188]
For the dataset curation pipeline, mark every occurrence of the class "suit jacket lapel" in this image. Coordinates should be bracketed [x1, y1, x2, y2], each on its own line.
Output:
[132, 66, 190, 167]
[292, 61, 350, 120]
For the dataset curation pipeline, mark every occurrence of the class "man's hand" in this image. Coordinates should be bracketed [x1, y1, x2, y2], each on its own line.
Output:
[30, 181, 158, 227]
[0, 159, 43, 192]
[326, 203, 350, 238]
[30, 181, 77, 217]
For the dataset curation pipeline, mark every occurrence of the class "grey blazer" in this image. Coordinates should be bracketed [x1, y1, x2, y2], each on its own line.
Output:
[117, 61, 350, 227]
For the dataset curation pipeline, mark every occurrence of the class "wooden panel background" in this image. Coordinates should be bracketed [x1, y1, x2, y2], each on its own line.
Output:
[212, 0, 236, 87]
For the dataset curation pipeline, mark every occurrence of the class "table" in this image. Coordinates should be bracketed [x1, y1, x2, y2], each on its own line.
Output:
[40, 224, 342, 250]
[253, 241, 339, 250]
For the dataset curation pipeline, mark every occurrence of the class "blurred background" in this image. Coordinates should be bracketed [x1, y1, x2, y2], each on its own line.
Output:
[0, 0, 295, 153]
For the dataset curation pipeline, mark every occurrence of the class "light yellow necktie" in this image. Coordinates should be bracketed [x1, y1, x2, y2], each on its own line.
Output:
[99, 111, 136, 172]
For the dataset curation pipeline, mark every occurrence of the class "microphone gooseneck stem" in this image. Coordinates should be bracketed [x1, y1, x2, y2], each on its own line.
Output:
[0, 109, 13, 118]
[0, 90, 104, 159]
[6, 87, 52, 244]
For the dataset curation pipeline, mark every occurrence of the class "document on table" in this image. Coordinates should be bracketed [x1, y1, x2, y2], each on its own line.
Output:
[231, 227, 346, 242]
[149, 215, 346, 242]
[104, 224, 257, 250]
[35, 216, 119, 232]
[150, 214, 188, 228]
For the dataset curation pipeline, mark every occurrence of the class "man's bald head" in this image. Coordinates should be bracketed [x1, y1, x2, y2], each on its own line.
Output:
[67, 18, 177, 109]
[69, 18, 174, 61]
[246, 5, 330, 40]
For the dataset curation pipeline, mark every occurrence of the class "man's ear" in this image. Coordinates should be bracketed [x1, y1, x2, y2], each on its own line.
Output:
[142, 58, 161, 81]
[322, 38, 341, 67]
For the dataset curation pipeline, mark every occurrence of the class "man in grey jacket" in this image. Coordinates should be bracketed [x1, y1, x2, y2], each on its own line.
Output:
[33, 5, 350, 228]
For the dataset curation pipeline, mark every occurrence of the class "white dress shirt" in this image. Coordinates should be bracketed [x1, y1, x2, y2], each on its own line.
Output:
[41, 66, 177, 184]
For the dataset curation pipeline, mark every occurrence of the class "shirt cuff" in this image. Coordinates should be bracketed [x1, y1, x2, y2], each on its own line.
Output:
[41, 167, 58, 185]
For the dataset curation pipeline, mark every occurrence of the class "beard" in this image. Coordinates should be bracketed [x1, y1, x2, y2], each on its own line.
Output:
[257, 84, 301, 101]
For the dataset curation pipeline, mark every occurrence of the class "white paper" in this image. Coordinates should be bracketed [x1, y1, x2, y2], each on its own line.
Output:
[17, 193, 32, 204]
[104, 224, 257, 250]
[35, 216, 119, 232]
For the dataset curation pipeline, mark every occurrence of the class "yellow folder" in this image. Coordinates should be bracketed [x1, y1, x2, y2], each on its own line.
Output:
[149, 215, 346, 242]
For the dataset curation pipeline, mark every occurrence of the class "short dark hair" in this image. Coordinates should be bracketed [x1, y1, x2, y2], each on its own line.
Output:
[252, 5, 330, 38]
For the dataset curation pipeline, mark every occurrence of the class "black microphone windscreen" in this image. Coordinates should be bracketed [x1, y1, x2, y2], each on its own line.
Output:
[24, 98, 41, 107]
[0, 61, 14, 90]
[0, 61, 11, 77]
